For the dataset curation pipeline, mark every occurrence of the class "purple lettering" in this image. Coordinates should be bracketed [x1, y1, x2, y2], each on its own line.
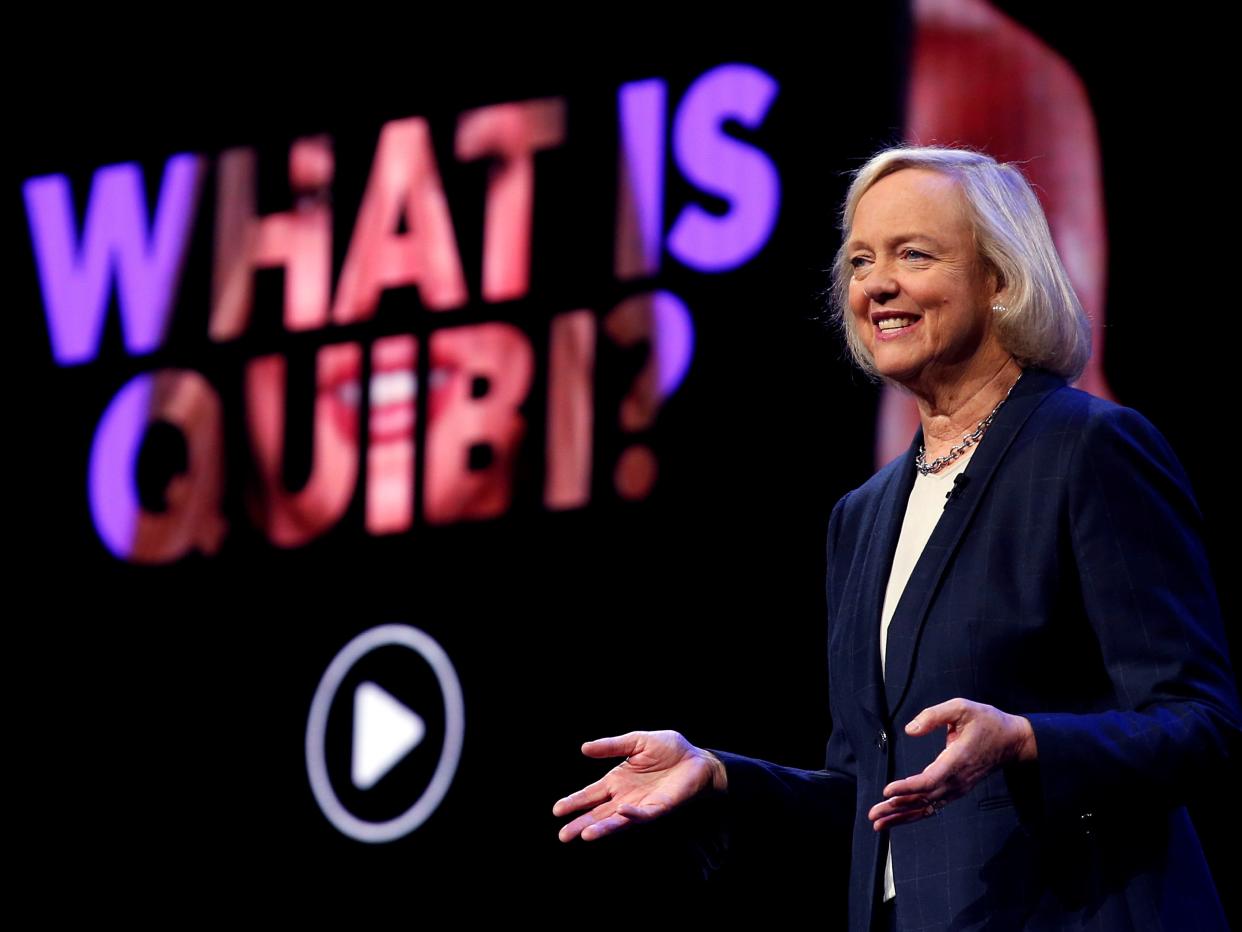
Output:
[615, 78, 667, 280]
[667, 64, 780, 272]
[24, 155, 205, 365]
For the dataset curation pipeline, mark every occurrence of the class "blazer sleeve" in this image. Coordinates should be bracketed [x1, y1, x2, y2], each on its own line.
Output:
[707, 734, 856, 836]
[1025, 403, 1242, 823]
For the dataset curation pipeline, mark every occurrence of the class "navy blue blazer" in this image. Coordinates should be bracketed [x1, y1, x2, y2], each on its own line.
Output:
[712, 368, 1241, 930]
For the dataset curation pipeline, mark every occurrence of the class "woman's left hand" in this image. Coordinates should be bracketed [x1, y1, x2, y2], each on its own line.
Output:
[867, 698, 1037, 831]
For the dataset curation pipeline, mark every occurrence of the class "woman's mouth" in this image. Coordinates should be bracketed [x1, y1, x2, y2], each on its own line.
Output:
[878, 317, 914, 331]
[873, 313, 921, 340]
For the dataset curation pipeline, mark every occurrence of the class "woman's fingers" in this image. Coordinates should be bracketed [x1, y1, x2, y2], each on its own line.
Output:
[580, 732, 644, 759]
[869, 792, 947, 830]
[904, 699, 965, 736]
[579, 811, 633, 841]
[871, 802, 939, 830]
[868, 701, 1032, 832]
[552, 776, 611, 817]
[882, 740, 966, 801]
[553, 733, 645, 826]
[560, 798, 651, 843]
[557, 813, 591, 843]
[555, 731, 703, 842]
[558, 800, 624, 843]
[868, 792, 935, 821]
[557, 797, 669, 842]
[882, 772, 934, 799]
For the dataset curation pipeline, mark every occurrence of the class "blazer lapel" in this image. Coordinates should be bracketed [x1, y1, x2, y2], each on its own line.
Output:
[844, 434, 919, 728]
[881, 369, 1066, 716]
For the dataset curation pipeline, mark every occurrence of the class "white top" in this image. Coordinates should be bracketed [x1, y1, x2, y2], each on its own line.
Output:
[880, 445, 975, 902]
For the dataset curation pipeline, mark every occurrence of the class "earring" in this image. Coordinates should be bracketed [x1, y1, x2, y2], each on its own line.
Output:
[991, 303, 1008, 313]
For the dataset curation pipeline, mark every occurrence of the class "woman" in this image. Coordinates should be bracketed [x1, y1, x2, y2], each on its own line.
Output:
[553, 147, 1240, 930]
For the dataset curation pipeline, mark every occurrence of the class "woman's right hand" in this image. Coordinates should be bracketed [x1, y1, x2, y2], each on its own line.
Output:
[553, 730, 728, 842]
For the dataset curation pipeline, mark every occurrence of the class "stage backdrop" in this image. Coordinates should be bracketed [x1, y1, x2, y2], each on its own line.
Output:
[13, 5, 1234, 922]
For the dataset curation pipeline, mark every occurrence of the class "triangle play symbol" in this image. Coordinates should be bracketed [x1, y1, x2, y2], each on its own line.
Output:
[352, 681, 426, 790]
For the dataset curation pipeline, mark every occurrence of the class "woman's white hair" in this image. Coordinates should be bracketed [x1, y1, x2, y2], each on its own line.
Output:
[830, 146, 1091, 381]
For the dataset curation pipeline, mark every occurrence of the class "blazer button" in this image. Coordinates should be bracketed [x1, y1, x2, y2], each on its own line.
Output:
[876, 728, 888, 752]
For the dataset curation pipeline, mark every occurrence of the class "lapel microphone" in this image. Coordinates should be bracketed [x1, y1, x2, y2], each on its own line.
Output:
[945, 474, 970, 507]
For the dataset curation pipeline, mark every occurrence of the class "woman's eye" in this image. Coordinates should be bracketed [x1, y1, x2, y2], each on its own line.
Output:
[903, 249, 929, 261]
[849, 256, 870, 269]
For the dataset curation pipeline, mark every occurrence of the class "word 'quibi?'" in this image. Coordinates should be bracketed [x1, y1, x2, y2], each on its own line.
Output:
[24, 64, 781, 563]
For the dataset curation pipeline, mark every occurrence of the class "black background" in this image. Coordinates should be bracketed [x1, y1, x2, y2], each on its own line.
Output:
[10, 9, 1234, 923]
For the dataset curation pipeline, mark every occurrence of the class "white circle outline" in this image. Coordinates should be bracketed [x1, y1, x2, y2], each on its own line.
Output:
[305, 624, 464, 843]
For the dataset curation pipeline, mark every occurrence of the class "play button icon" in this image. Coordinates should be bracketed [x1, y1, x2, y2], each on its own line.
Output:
[306, 624, 465, 843]
[352, 681, 426, 790]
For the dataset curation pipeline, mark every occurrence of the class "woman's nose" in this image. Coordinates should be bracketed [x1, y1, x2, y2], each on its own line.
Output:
[863, 267, 899, 302]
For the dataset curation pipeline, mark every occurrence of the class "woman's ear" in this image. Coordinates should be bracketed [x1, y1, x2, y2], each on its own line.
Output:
[987, 264, 1007, 304]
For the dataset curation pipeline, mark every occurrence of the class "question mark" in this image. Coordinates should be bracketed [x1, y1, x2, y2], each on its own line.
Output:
[603, 290, 695, 500]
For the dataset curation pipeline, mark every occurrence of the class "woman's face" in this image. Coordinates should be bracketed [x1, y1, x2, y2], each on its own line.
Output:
[846, 168, 1004, 392]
